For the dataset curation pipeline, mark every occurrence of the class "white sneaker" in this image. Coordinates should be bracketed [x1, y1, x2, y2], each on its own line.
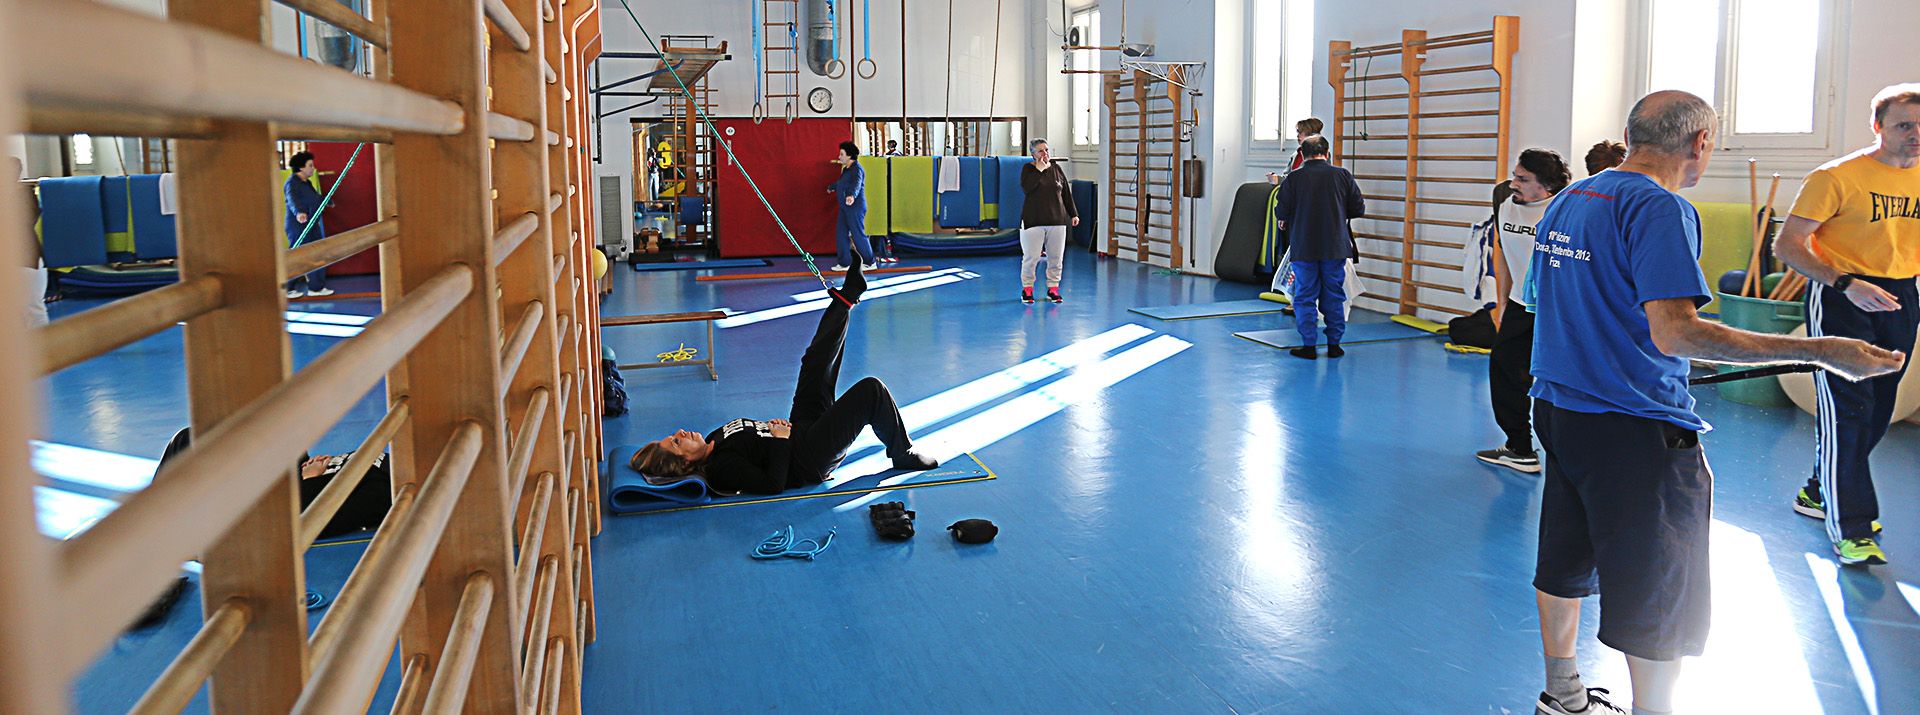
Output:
[286, 289, 305, 299]
[861, 263, 878, 271]
[307, 287, 335, 297]
[827, 264, 851, 272]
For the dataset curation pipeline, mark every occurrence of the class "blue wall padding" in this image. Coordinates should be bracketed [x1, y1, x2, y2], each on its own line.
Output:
[100, 177, 131, 233]
[938, 158, 983, 227]
[997, 157, 1026, 230]
[679, 197, 706, 225]
[129, 175, 178, 259]
[979, 159, 1002, 226]
[1071, 180, 1098, 247]
[38, 176, 109, 268]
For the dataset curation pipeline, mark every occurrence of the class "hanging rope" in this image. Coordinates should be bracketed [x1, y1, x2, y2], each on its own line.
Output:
[856, 0, 876, 79]
[751, 0, 765, 123]
[987, 0, 1002, 121]
[899, 0, 907, 140]
[613, 0, 834, 291]
[292, 142, 366, 248]
[786, 21, 799, 122]
[943, 0, 954, 153]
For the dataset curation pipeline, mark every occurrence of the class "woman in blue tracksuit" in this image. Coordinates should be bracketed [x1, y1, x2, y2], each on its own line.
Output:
[827, 141, 875, 271]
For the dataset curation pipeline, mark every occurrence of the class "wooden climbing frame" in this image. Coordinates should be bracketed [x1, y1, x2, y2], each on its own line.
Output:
[1104, 68, 1187, 268]
[0, 0, 606, 712]
[1327, 16, 1518, 317]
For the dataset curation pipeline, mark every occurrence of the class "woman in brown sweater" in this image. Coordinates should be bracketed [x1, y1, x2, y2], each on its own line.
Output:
[1018, 139, 1078, 304]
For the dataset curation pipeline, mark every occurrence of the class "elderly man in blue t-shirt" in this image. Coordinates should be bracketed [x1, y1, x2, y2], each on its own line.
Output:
[1521, 91, 1904, 715]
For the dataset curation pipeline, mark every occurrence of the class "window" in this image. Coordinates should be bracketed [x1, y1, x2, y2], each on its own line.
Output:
[71, 134, 94, 168]
[1250, 0, 1314, 143]
[1645, 0, 1832, 148]
[1070, 9, 1101, 146]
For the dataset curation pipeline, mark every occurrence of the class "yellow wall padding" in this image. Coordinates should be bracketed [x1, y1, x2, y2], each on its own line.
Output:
[889, 157, 936, 234]
[859, 156, 890, 236]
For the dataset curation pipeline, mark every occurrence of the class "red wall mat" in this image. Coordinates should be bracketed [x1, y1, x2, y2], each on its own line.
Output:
[306, 141, 380, 275]
[712, 118, 851, 258]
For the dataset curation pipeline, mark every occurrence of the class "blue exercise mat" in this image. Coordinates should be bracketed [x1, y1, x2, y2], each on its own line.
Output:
[606, 446, 997, 515]
[100, 176, 132, 233]
[892, 229, 1020, 255]
[630, 258, 772, 272]
[938, 158, 983, 227]
[997, 157, 1026, 230]
[1233, 321, 1442, 350]
[1130, 299, 1291, 321]
[128, 174, 178, 259]
[980, 158, 1002, 226]
[38, 176, 108, 268]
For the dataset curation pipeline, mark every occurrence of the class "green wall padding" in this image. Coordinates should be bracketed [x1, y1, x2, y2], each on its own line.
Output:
[859, 156, 890, 236]
[889, 157, 936, 233]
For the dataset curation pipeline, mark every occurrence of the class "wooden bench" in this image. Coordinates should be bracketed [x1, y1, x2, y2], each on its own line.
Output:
[599, 310, 726, 380]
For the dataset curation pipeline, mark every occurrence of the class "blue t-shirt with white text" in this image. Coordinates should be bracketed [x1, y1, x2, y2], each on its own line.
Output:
[1527, 170, 1713, 432]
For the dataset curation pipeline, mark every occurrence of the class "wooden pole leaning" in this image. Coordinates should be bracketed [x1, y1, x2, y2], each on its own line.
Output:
[389, 0, 526, 708]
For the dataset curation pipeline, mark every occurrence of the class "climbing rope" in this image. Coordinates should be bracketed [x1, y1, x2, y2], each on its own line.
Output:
[750, 525, 837, 560]
[987, 0, 1002, 121]
[943, 0, 954, 153]
[751, 0, 765, 123]
[785, 21, 800, 122]
[855, 0, 876, 79]
[613, 0, 836, 293]
[292, 142, 366, 248]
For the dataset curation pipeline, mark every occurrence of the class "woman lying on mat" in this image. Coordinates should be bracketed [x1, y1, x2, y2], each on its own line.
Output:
[161, 427, 394, 540]
[631, 263, 939, 495]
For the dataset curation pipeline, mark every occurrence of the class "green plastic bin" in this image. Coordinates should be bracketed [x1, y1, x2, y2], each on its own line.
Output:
[1713, 292, 1805, 407]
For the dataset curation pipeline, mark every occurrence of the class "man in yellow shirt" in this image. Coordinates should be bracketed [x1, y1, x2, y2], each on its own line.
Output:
[1774, 83, 1920, 566]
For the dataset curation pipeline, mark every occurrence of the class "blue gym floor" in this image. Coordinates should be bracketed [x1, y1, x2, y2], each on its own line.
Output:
[38, 251, 1920, 713]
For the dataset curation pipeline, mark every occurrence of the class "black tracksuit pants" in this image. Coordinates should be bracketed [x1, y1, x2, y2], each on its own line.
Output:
[1804, 275, 1918, 542]
[785, 300, 913, 484]
[1489, 299, 1537, 453]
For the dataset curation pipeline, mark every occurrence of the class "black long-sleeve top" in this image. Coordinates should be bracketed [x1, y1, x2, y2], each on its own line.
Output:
[1019, 162, 1077, 228]
[1274, 159, 1366, 261]
[700, 418, 795, 495]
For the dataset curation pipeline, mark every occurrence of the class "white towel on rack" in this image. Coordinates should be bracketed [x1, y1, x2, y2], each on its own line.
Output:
[157, 172, 179, 215]
[937, 157, 962, 192]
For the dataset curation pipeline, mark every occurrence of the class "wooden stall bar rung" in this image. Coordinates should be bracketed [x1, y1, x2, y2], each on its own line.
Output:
[36, 275, 224, 376]
[418, 573, 496, 715]
[291, 424, 485, 715]
[515, 473, 557, 611]
[18, 1, 465, 135]
[287, 218, 402, 277]
[299, 399, 412, 549]
[277, 0, 390, 48]
[1419, 64, 1496, 77]
[125, 600, 251, 715]
[488, 112, 538, 141]
[484, 0, 534, 51]
[505, 390, 552, 510]
[307, 484, 418, 663]
[494, 212, 541, 263]
[57, 265, 473, 663]
[499, 301, 548, 388]
[519, 557, 561, 711]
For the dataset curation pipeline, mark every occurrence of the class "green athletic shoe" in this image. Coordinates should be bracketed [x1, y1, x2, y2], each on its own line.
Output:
[1793, 489, 1882, 532]
[1835, 538, 1889, 566]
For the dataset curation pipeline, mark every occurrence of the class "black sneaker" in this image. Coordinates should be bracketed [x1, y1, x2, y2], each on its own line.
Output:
[1326, 345, 1345, 358]
[1477, 446, 1542, 474]
[1537, 688, 1628, 715]
[1289, 346, 1317, 360]
[1021, 287, 1035, 304]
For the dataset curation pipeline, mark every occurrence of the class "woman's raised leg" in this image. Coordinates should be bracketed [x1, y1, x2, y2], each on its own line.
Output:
[788, 263, 868, 425]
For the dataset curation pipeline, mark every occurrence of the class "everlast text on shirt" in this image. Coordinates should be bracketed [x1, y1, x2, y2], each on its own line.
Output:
[1870, 192, 1920, 222]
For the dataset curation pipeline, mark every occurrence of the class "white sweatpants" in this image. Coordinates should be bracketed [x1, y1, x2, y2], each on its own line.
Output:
[1019, 224, 1069, 288]
[21, 265, 46, 326]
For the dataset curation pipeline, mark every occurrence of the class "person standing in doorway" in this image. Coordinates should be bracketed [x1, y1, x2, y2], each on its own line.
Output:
[1774, 83, 1920, 566]
[1272, 135, 1364, 359]
[1018, 139, 1078, 304]
[827, 141, 875, 272]
[1475, 149, 1571, 473]
[284, 151, 332, 298]
[1524, 90, 1901, 715]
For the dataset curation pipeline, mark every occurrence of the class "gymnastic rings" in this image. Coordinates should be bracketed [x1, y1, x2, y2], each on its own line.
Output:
[784, 101, 798, 123]
[825, 58, 847, 80]
[752, 101, 768, 124]
[856, 58, 877, 79]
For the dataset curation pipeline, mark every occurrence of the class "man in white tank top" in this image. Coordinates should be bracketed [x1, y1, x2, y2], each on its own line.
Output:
[1476, 149, 1573, 473]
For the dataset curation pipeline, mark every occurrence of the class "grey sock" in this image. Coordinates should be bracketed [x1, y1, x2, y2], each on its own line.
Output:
[1545, 655, 1587, 710]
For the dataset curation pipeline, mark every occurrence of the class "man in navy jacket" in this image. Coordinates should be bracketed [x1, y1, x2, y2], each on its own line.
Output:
[284, 151, 332, 297]
[1274, 135, 1365, 359]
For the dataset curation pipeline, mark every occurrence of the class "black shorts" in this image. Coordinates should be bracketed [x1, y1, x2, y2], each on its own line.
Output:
[1533, 398, 1712, 661]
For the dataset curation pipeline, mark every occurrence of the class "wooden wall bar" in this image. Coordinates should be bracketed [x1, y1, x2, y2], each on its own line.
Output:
[0, 0, 604, 709]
